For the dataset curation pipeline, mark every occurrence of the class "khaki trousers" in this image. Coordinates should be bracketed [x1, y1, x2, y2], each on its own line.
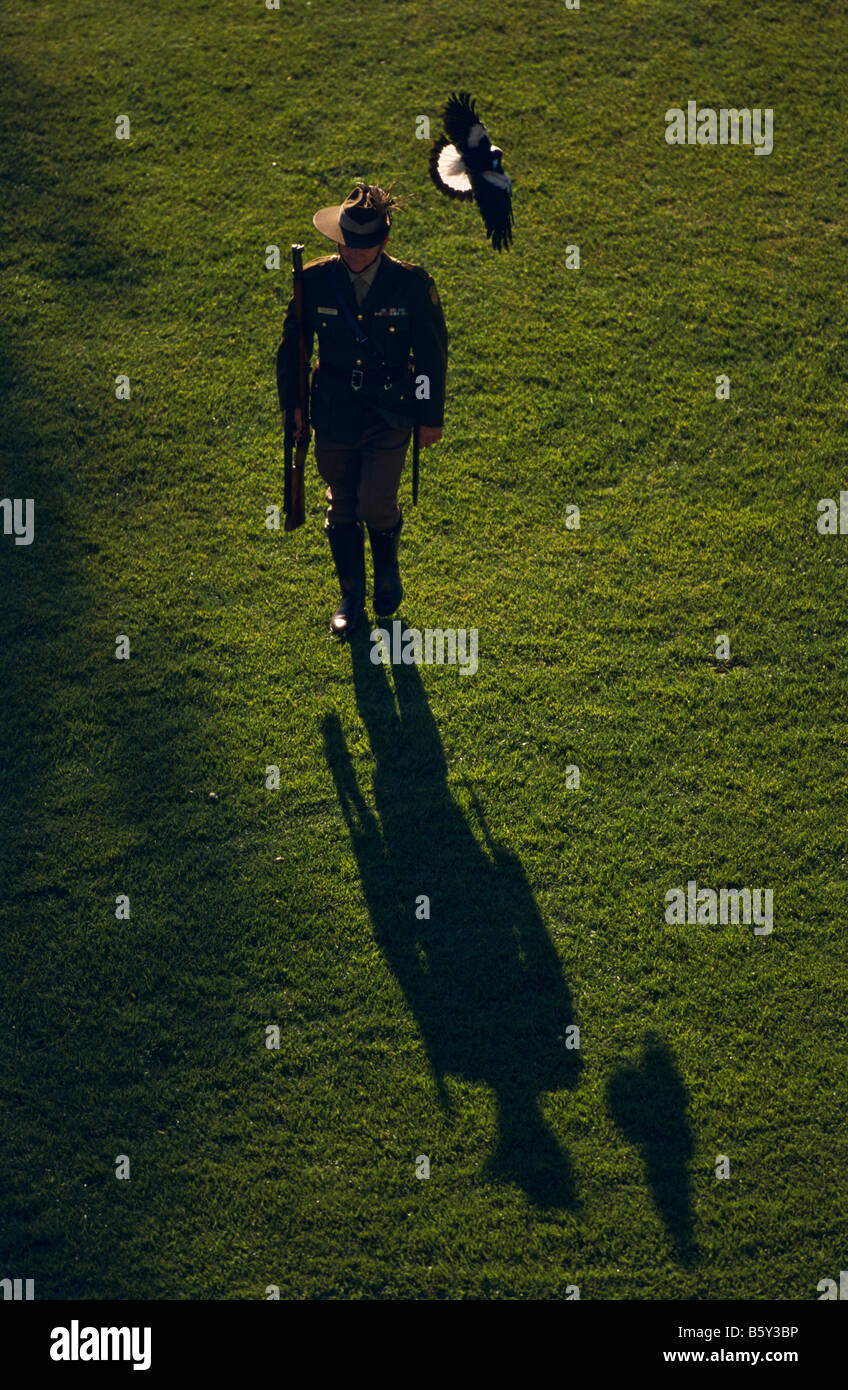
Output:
[314, 418, 411, 530]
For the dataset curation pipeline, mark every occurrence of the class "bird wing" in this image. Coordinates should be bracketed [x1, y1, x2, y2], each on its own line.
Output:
[470, 168, 514, 251]
[442, 91, 489, 154]
[429, 135, 474, 200]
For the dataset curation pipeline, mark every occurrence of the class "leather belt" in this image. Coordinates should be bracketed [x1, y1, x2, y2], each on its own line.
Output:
[318, 362, 369, 392]
[317, 362, 408, 395]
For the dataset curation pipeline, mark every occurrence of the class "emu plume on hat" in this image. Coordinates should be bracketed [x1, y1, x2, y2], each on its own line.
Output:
[429, 92, 513, 251]
[313, 184, 397, 247]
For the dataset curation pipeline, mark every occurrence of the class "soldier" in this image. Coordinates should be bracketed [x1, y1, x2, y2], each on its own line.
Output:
[277, 184, 448, 637]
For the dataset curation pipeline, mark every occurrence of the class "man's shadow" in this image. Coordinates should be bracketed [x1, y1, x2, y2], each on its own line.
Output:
[321, 628, 582, 1208]
[606, 1032, 698, 1263]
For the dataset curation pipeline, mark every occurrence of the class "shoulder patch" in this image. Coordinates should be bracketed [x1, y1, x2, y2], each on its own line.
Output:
[429, 280, 440, 305]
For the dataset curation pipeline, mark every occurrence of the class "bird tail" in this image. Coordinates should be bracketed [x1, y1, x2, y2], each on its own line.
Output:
[429, 136, 474, 201]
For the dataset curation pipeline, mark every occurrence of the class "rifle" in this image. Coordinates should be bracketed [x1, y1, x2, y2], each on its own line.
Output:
[284, 243, 308, 532]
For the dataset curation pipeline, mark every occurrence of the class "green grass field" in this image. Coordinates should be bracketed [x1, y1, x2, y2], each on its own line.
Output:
[1, 0, 846, 1300]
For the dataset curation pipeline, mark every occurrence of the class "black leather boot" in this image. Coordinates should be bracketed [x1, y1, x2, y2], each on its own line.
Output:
[325, 520, 366, 637]
[367, 510, 404, 616]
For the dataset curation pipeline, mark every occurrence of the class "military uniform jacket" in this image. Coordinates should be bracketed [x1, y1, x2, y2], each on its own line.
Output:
[277, 253, 448, 440]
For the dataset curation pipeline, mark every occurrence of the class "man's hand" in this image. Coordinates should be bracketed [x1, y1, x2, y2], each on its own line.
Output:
[282, 407, 306, 440]
[418, 425, 442, 448]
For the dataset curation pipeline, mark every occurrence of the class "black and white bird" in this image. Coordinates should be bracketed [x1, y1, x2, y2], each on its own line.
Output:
[429, 91, 513, 251]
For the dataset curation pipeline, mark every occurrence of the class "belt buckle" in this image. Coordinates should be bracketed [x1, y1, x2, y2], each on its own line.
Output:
[351, 369, 363, 391]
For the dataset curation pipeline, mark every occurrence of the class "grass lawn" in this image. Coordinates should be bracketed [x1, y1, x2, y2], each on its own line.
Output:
[1, 0, 846, 1299]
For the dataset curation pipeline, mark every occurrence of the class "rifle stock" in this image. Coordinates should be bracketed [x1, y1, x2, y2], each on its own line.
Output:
[284, 243, 308, 532]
